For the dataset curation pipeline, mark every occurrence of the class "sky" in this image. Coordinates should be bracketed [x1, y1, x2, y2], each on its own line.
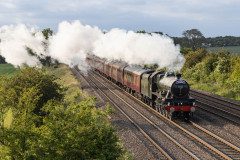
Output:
[0, 0, 240, 37]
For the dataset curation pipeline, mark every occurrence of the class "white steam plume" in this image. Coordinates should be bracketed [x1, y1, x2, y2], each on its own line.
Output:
[0, 20, 185, 71]
[0, 24, 45, 67]
[48, 21, 102, 67]
[93, 29, 184, 70]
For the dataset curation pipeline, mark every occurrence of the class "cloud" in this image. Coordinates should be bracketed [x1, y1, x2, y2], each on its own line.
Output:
[0, 0, 240, 36]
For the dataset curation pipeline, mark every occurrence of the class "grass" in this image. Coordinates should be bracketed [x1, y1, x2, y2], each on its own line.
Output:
[0, 64, 18, 76]
[44, 64, 88, 101]
[207, 46, 240, 54]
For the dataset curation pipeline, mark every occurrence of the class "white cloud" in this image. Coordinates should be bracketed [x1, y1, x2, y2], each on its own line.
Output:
[0, 0, 16, 9]
[45, 0, 106, 12]
[0, 0, 240, 36]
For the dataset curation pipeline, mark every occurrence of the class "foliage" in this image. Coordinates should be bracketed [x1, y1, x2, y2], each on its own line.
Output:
[0, 67, 64, 116]
[182, 29, 205, 50]
[206, 36, 240, 47]
[0, 66, 125, 159]
[136, 30, 165, 36]
[206, 46, 240, 54]
[173, 29, 240, 48]
[182, 48, 207, 69]
[182, 49, 240, 100]
[0, 55, 6, 64]
[136, 30, 147, 34]
[25, 28, 59, 68]
[0, 64, 18, 76]
[39, 100, 122, 159]
[144, 63, 158, 70]
[180, 47, 192, 55]
[42, 28, 53, 40]
[26, 47, 58, 67]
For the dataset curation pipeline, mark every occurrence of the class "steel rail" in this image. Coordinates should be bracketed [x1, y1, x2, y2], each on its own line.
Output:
[89, 71, 200, 160]
[196, 100, 240, 125]
[74, 68, 173, 160]
[91, 69, 237, 160]
[190, 90, 240, 112]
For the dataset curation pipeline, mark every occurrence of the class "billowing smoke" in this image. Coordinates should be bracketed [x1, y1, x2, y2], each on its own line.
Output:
[94, 29, 184, 70]
[0, 20, 184, 71]
[48, 21, 102, 67]
[0, 24, 45, 67]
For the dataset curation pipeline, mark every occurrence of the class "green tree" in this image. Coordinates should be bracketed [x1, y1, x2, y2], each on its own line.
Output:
[26, 47, 57, 67]
[0, 67, 124, 159]
[180, 47, 192, 55]
[0, 55, 6, 64]
[0, 67, 63, 117]
[183, 29, 205, 50]
[203, 54, 218, 74]
[42, 28, 53, 40]
[182, 48, 207, 69]
[136, 30, 147, 34]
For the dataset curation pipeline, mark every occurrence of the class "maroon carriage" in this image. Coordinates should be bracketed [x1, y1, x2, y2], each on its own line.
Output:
[123, 66, 152, 93]
[110, 61, 128, 84]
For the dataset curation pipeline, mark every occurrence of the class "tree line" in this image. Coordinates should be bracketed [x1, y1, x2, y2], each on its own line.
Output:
[173, 29, 240, 49]
[136, 29, 240, 50]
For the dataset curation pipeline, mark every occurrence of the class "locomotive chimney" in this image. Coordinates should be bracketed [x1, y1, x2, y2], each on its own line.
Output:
[176, 73, 182, 80]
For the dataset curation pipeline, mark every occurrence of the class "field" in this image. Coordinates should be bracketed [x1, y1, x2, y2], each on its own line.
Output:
[207, 46, 240, 54]
[0, 64, 18, 76]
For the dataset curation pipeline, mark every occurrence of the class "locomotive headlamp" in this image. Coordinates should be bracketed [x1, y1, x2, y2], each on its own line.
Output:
[191, 107, 196, 112]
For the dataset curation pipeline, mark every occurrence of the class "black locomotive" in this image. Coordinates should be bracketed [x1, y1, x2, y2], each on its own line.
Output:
[86, 54, 196, 120]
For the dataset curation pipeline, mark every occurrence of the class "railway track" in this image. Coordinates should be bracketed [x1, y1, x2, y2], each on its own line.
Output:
[72, 69, 173, 159]
[88, 68, 240, 160]
[75, 68, 200, 160]
[191, 90, 240, 110]
[179, 121, 240, 160]
[190, 90, 240, 124]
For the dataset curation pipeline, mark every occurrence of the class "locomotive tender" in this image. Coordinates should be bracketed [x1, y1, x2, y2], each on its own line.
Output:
[86, 54, 196, 120]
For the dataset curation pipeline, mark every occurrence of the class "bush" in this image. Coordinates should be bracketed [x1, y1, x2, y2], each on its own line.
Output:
[0, 67, 124, 159]
[182, 48, 207, 69]
[182, 49, 240, 100]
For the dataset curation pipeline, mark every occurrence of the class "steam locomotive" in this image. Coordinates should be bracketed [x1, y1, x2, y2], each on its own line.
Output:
[86, 54, 196, 120]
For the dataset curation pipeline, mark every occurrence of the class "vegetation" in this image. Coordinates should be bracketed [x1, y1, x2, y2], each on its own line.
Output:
[206, 36, 240, 47]
[42, 28, 53, 40]
[173, 29, 240, 48]
[182, 29, 205, 50]
[181, 48, 240, 100]
[0, 55, 6, 64]
[206, 46, 240, 54]
[0, 64, 18, 76]
[26, 47, 59, 67]
[0, 65, 126, 159]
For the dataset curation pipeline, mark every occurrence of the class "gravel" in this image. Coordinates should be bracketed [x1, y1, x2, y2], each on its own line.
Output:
[76, 70, 167, 159]
[76, 69, 239, 160]
[92, 72, 220, 160]
[193, 109, 240, 148]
